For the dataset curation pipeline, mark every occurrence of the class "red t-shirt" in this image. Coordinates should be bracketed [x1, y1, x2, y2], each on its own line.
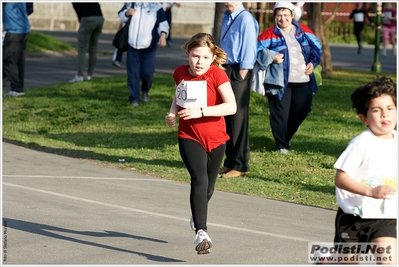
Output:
[172, 64, 230, 152]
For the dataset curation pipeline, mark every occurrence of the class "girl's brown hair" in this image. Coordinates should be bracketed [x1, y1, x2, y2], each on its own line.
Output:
[182, 33, 228, 69]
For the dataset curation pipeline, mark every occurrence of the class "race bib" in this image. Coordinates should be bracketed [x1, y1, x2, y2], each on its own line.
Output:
[175, 80, 207, 108]
[361, 194, 397, 219]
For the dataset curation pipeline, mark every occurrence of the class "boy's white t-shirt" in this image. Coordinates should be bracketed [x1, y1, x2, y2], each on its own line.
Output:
[334, 128, 397, 218]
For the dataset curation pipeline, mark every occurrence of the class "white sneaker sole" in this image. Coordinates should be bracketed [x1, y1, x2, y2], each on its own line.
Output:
[195, 239, 212, 252]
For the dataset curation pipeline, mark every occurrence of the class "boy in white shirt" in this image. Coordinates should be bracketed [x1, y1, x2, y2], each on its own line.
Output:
[333, 76, 397, 264]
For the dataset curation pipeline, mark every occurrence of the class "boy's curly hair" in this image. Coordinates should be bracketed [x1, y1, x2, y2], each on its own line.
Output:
[350, 76, 397, 116]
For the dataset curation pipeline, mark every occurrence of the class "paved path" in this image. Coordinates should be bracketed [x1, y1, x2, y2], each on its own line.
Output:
[2, 142, 336, 265]
[2, 30, 394, 265]
[6, 30, 397, 91]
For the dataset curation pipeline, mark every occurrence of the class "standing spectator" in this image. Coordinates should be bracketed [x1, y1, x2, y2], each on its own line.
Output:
[165, 33, 236, 254]
[349, 3, 372, 54]
[333, 76, 397, 264]
[381, 2, 396, 56]
[257, 2, 322, 154]
[2, 2, 33, 97]
[112, 22, 125, 68]
[218, 2, 259, 178]
[163, 2, 180, 47]
[119, 2, 169, 107]
[69, 2, 104, 83]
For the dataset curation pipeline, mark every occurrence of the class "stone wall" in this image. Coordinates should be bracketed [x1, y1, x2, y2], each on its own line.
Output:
[28, 2, 215, 37]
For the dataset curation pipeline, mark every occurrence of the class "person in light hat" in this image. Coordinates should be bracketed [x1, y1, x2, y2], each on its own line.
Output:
[256, 2, 322, 154]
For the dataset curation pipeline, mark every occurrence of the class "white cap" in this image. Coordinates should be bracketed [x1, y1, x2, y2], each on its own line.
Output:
[273, 2, 295, 11]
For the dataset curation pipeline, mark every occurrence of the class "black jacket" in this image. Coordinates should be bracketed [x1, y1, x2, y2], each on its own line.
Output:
[72, 2, 103, 22]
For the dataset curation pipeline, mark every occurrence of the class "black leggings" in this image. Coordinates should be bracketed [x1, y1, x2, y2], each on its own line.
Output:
[178, 138, 226, 232]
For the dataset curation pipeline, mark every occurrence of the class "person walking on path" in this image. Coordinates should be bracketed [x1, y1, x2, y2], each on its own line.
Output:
[2, 2, 33, 97]
[119, 2, 169, 107]
[218, 2, 259, 178]
[349, 3, 373, 54]
[381, 2, 396, 56]
[112, 22, 125, 68]
[69, 2, 104, 83]
[257, 2, 322, 154]
[165, 33, 236, 254]
[163, 2, 181, 47]
[333, 76, 397, 264]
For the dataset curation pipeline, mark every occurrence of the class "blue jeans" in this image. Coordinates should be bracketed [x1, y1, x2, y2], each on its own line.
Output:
[126, 45, 157, 103]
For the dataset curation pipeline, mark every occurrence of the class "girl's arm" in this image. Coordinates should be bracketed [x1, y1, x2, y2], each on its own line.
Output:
[178, 81, 236, 120]
[165, 97, 179, 127]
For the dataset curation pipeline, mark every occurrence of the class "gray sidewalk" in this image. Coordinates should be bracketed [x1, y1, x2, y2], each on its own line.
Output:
[2, 30, 395, 265]
[2, 142, 336, 265]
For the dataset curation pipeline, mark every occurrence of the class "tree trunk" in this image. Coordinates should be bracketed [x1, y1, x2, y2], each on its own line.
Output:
[307, 3, 334, 75]
[213, 3, 225, 45]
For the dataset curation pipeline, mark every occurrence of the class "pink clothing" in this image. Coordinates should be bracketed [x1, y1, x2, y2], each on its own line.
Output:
[382, 8, 396, 28]
[382, 8, 396, 47]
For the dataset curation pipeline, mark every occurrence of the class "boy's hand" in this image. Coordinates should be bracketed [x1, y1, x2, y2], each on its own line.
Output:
[370, 185, 396, 199]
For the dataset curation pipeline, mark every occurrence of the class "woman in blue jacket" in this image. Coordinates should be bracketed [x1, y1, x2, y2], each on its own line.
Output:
[257, 2, 322, 154]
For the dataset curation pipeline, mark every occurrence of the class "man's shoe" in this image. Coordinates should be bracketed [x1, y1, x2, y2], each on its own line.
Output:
[142, 92, 150, 102]
[221, 170, 250, 178]
[112, 61, 121, 68]
[278, 148, 289, 154]
[218, 166, 232, 174]
[85, 75, 91, 81]
[131, 101, 139, 107]
[69, 75, 84, 83]
[4, 90, 25, 97]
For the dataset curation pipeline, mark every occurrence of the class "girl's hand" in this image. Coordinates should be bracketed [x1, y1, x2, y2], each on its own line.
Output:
[178, 107, 202, 120]
[165, 112, 176, 127]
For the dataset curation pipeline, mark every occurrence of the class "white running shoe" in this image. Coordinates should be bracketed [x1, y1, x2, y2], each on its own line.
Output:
[194, 229, 212, 253]
[190, 216, 196, 231]
[4, 90, 25, 97]
[69, 75, 84, 83]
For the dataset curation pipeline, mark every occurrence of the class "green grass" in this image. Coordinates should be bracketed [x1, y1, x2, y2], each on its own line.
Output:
[3, 70, 396, 210]
[27, 31, 75, 53]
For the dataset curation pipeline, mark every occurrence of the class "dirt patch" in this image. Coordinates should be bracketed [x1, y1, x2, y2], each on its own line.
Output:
[27, 50, 78, 58]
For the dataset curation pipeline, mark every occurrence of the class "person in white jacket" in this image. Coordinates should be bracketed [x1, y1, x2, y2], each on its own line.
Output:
[118, 2, 169, 107]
